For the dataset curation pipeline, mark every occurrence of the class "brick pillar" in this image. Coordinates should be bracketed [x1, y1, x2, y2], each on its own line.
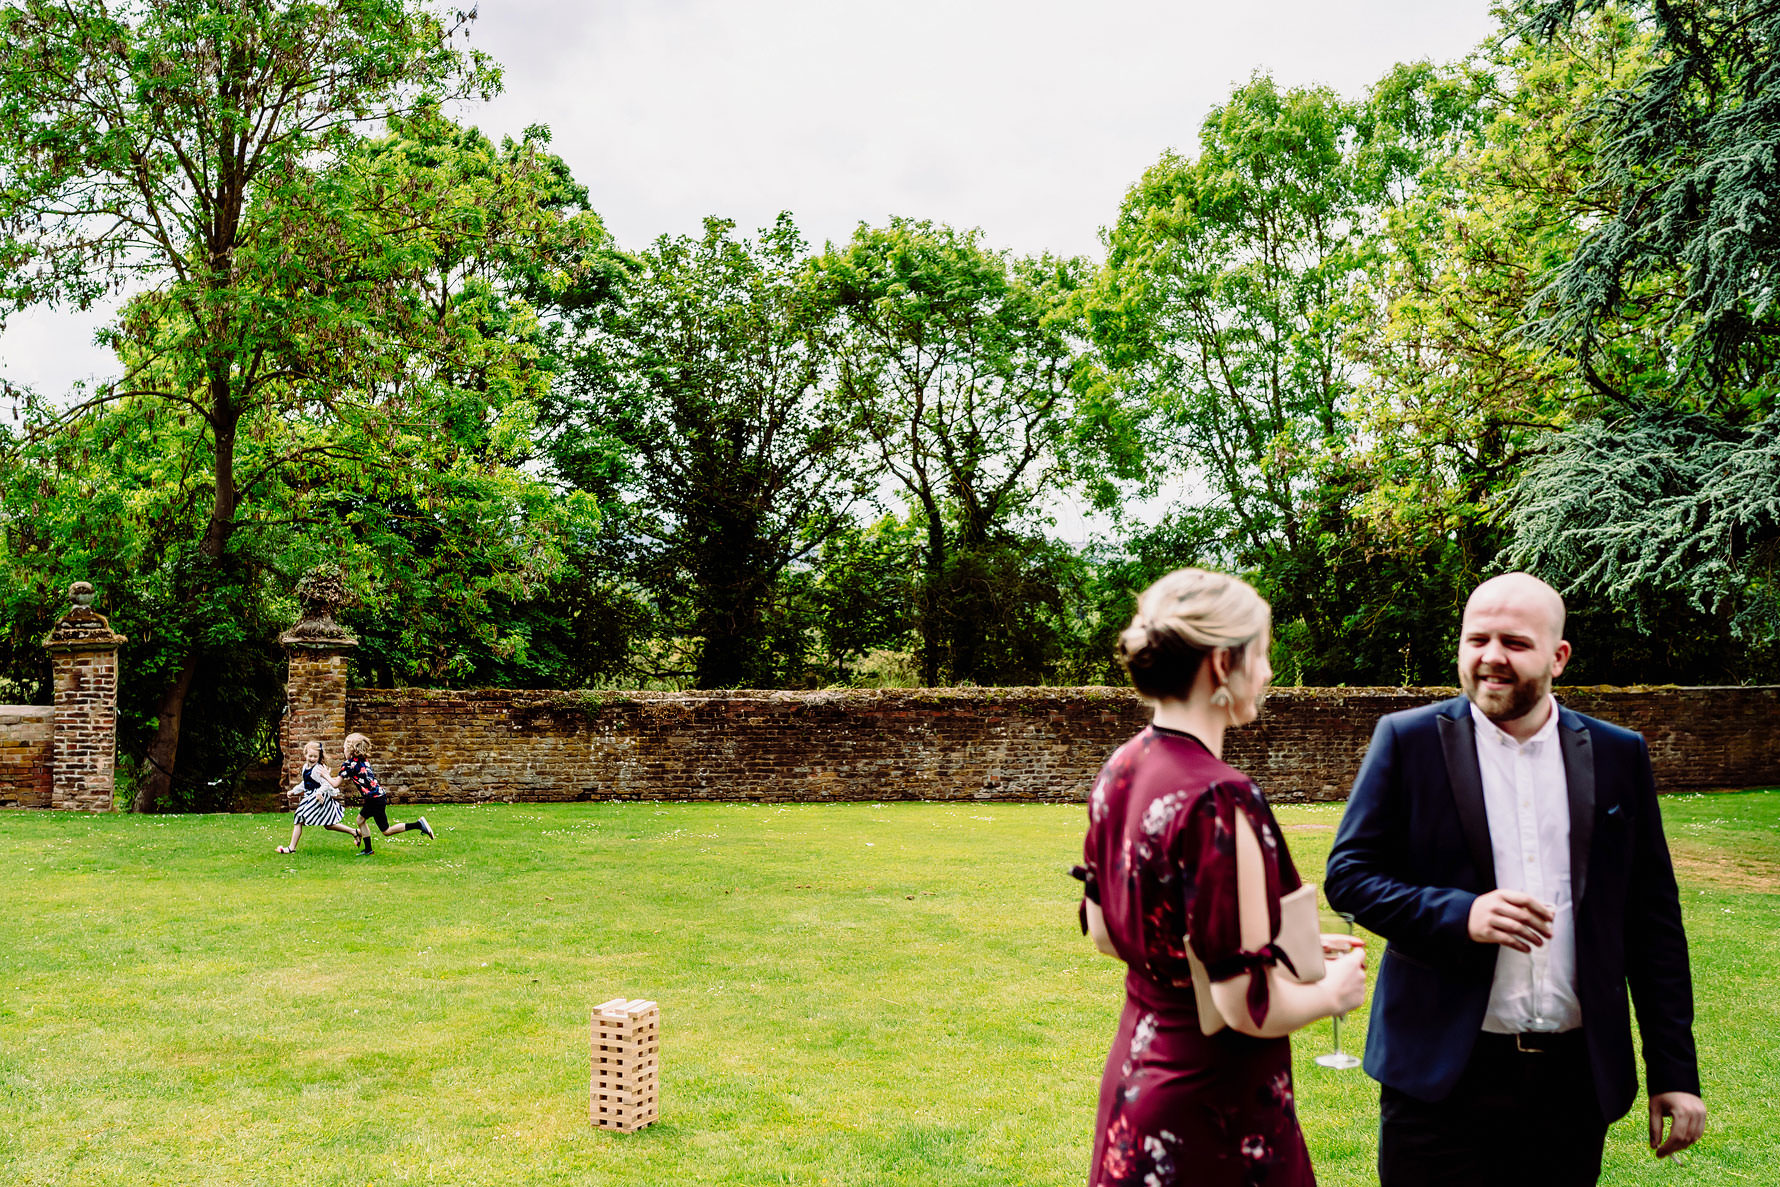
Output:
[279, 568, 358, 795]
[42, 581, 127, 812]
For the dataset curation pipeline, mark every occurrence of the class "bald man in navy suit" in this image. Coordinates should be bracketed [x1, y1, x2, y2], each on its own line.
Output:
[1326, 574, 1705, 1186]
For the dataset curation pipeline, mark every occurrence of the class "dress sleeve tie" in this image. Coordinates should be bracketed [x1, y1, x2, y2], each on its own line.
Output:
[1068, 864, 1099, 934]
[1204, 943, 1298, 1026]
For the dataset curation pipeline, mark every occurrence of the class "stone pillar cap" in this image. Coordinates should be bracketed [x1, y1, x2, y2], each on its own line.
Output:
[43, 583, 127, 652]
[280, 630, 360, 649]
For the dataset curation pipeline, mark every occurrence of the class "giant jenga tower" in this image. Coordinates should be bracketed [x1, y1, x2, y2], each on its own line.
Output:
[591, 998, 659, 1133]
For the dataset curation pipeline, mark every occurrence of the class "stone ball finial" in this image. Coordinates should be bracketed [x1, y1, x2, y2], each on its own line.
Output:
[296, 567, 348, 621]
[69, 581, 96, 609]
[282, 566, 356, 647]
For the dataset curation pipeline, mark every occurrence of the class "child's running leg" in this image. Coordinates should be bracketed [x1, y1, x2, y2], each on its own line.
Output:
[278, 823, 302, 854]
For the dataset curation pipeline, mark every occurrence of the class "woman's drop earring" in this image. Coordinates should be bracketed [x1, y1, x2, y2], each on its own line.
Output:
[1208, 686, 1232, 708]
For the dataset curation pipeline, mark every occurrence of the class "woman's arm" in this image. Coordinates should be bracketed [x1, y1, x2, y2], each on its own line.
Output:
[1209, 811, 1366, 1038]
[1084, 900, 1119, 957]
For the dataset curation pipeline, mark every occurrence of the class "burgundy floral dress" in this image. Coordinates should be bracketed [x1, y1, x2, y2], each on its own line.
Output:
[1077, 725, 1315, 1187]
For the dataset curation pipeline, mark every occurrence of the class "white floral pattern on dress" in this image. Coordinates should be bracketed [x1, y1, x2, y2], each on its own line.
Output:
[1140, 790, 1189, 837]
[1122, 1010, 1159, 1077]
[1141, 1130, 1178, 1186]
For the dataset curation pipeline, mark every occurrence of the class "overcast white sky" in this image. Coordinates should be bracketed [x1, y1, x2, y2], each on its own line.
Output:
[0, 0, 1499, 404]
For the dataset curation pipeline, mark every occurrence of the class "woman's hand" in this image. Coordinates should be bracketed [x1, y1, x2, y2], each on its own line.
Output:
[1320, 932, 1361, 958]
[1323, 946, 1367, 1016]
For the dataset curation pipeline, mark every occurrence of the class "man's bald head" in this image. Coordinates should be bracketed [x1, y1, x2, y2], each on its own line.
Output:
[1463, 572, 1566, 649]
[1457, 572, 1571, 738]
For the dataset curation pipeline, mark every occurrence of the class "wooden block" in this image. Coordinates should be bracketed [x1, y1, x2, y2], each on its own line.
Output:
[590, 1084, 659, 1132]
[593, 1061, 659, 1083]
[591, 998, 660, 1133]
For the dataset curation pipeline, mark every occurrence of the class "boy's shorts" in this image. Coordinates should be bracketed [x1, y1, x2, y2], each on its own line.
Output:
[359, 796, 390, 831]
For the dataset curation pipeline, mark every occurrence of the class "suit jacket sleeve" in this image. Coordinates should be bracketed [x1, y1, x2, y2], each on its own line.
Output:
[1326, 713, 1481, 965]
[1624, 735, 1702, 1098]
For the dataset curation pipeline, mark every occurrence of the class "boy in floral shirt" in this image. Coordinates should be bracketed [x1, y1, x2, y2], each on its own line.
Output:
[340, 732, 433, 856]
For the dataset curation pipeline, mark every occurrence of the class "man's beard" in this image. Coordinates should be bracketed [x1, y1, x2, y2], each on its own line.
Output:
[1462, 666, 1547, 723]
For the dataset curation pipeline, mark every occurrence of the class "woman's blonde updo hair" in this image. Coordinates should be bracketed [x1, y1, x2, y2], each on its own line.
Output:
[1117, 568, 1271, 701]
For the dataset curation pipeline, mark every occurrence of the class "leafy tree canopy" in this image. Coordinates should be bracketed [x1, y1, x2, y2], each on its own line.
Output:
[817, 217, 1140, 685]
[0, 1, 614, 807]
[559, 214, 867, 690]
[1521, 0, 1780, 414]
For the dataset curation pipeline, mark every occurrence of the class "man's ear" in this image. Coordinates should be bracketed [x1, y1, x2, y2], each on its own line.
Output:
[1551, 639, 1572, 680]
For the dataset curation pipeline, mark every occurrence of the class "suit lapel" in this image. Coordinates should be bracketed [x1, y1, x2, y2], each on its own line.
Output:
[1559, 707, 1595, 906]
[1436, 700, 1496, 888]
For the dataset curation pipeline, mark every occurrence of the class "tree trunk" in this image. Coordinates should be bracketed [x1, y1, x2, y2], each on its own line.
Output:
[132, 658, 196, 813]
[133, 390, 239, 810]
[918, 513, 947, 687]
[944, 516, 994, 685]
[692, 550, 769, 690]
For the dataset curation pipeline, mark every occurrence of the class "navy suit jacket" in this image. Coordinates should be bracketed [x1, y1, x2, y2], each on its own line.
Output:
[1325, 696, 1700, 1123]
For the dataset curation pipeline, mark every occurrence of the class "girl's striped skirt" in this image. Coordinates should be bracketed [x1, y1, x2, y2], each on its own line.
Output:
[295, 789, 344, 828]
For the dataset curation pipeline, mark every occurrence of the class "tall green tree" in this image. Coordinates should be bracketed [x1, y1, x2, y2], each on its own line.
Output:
[818, 218, 1136, 685]
[1504, 401, 1780, 681]
[0, 2, 610, 808]
[1524, 0, 1780, 412]
[1324, 31, 1631, 675]
[1092, 67, 1552, 683]
[1482, 1, 1780, 677]
[1090, 76, 1380, 674]
[564, 215, 866, 689]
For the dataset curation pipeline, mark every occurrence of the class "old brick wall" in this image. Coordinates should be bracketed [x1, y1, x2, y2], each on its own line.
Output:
[0, 706, 54, 809]
[343, 685, 1780, 806]
[346, 687, 1147, 805]
[1556, 686, 1780, 788]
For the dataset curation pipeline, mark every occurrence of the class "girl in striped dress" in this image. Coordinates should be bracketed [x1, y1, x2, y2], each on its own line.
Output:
[277, 741, 362, 853]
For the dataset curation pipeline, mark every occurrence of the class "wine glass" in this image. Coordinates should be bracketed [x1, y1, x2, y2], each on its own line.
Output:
[1315, 910, 1362, 1070]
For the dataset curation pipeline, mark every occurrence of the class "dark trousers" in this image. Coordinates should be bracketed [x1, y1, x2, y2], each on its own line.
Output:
[1379, 1032, 1608, 1187]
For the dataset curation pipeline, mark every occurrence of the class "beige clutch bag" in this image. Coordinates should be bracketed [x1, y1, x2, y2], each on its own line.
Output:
[1186, 880, 1326, 1036]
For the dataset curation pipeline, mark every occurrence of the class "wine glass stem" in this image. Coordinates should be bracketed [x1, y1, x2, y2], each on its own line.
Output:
[1331, 1013, 1342, 1054]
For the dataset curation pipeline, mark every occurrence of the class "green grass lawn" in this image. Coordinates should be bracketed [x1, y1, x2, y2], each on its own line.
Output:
[2, 792, 1774, 1186]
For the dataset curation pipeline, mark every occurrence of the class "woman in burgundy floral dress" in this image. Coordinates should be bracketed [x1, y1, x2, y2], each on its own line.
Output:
[1076, 569, 1367, 1187]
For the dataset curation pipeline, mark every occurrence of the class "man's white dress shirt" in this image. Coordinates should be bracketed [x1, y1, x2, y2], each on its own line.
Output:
[1471, 695, 1583, 1034]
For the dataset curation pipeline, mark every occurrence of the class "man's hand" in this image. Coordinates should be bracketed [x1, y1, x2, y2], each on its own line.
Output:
[1649, 1091, 1705, 1158]
[1466, 889, 1554, 952]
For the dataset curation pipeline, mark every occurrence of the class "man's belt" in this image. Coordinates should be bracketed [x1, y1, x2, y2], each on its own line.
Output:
[1478, 1029, 1584, 1055]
